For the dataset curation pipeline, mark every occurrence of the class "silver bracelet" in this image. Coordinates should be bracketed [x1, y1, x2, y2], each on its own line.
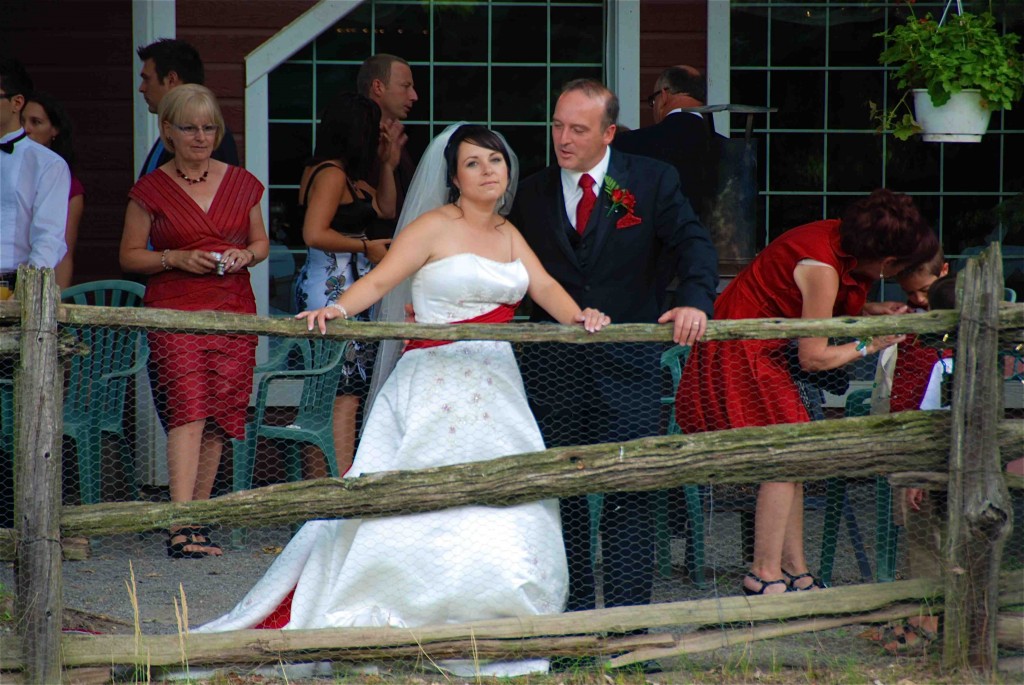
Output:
[160, 249, 172, 271]
[328, 302, 349, 319]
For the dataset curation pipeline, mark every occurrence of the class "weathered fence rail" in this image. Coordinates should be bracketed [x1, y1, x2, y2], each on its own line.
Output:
[1, 296, 1021, 345]
[1, 242, 1021, 682]
[45, 413, 1024, 537]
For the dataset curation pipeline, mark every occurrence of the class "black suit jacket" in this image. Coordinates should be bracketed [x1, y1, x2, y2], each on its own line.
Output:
[612, 111, 713, 216]
[511, 149, 717, 325]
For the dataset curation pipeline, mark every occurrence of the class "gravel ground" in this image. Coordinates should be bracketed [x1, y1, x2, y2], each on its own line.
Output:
[2, 487, 1022, 683]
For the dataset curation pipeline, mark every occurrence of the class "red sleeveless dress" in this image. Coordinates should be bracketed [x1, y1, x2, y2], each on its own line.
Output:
[676, 220, 871, 433]
[128, 166, 264, 439]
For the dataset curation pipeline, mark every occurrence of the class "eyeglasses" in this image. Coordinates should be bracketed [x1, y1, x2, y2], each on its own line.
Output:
[172, 124, 219, 137]
[646, 88, 665, 109]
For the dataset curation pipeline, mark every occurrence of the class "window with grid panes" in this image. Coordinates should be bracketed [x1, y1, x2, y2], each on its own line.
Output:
[729, 1, 1023, 296]
[265, 0, 605, 314]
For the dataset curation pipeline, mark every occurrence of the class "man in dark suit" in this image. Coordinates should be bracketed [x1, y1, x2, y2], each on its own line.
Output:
[511, 79, 717, 613]
[136, 39, 238, 178]
[614, 66, 717, 311]
[613, 65, 713, 218]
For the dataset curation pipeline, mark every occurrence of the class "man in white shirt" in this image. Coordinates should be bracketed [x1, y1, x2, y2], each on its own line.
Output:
[0, 58, 70, 284]
[0, 58, 70, 529]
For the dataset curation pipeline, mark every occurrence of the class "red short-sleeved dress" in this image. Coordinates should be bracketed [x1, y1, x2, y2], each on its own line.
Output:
[128, 166, 264, 439]
[676, 220, 871, 433]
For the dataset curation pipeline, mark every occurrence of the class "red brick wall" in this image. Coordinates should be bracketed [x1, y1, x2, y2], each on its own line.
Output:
[638, 0, 708, 128]
[176, 0, 316, 166]
[1, 1, 135, 283]
[0, 1, 316, 282]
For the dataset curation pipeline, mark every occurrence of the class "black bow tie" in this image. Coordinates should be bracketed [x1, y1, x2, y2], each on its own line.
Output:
[0, 131, 28, 154]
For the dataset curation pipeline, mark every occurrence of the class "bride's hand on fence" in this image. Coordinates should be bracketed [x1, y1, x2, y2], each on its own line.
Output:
[294, 304, 345, 334]
[576, 308, 610, 333]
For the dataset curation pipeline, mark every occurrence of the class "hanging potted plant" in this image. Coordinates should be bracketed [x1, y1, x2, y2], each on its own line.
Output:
[870, 4, 1024, 142]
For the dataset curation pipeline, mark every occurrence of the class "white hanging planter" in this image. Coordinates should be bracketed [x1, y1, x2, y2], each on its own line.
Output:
[913, 89, 992, 143]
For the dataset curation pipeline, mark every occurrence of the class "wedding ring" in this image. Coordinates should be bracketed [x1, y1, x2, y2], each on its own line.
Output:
[691, 321, 700, 327]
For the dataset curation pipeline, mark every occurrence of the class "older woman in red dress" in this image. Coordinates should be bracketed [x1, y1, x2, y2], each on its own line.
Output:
[120, 84, 269, 558]
[675, 189, 937, 595]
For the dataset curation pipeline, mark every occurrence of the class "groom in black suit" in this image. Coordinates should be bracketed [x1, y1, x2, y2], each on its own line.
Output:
[511, 79, 718, 612]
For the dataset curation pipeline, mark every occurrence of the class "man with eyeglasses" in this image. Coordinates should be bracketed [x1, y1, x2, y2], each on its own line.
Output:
[614, 65, 714, 219]
[136, 38, 238, 178]
[613, 65, 717, 311]
[0, 58, 70, 284]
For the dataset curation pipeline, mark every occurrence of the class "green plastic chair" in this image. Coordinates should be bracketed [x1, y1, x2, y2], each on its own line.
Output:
[61, 280, 148, 504]
[232, 337, 348, 492]
[0, 379, 12, 456]
[658, 345, 708, 587]
[586, 345, 698, 583]
[818, 389, 885, 586]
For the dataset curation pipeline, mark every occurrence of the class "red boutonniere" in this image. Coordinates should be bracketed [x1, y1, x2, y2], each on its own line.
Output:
[604, 176, 642, 228]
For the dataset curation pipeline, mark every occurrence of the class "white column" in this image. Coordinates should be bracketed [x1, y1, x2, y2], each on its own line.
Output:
[131, 0, 176, 175]
[707, 0, 731, 136]
[131, 0, 175, 487]
[608, 0, 641, 130]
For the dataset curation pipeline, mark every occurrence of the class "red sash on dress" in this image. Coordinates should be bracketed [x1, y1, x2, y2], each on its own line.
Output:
[404, 302, 519, 352]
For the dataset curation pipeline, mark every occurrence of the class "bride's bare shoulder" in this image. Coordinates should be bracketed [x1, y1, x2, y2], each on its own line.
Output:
[412, 205, 460, 224]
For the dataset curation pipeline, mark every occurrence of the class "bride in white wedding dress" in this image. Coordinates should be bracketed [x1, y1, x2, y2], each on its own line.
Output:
[195, 124, 609, 675]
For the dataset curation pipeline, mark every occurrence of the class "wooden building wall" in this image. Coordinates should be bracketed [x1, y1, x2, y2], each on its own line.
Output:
[176, 0, 315, 167]
[1, 1, 135, 284]
[0, 1, 315, 284]
[3, 0, 708, 283]
[638, 0, 708, 128]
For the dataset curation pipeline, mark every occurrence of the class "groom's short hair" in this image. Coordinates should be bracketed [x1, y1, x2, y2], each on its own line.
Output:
[560, 78, 619, 130]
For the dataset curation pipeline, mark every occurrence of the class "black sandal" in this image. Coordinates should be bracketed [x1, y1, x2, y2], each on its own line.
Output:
[782, 569, 822, 591]
[166, 526, 221, 559]
[742, 571, 789, 596]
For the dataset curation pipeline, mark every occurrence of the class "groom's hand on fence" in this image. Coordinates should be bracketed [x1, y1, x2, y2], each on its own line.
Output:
[659, 306, 707, 346]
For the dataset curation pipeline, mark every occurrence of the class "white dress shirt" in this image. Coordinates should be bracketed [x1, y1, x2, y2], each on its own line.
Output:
[666, 107, 703, 120]
[920, 358, 954, 411]
[0, 128, 70, 271]
[560, 146, 611, 231]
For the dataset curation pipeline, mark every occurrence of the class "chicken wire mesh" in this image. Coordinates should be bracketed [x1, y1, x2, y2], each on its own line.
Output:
[1, 317, 1022, 676]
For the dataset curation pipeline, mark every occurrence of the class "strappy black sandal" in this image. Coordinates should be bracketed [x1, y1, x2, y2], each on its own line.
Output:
[742, 571, 789, 596]
[166, 526, 222, 559]
[782, 569, 822, 591]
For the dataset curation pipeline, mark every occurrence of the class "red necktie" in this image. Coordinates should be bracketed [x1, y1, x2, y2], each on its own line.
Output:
[576, 174, 596, 235]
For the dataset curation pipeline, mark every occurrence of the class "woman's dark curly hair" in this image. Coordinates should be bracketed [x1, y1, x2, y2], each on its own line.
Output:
[24, 91, 76, 172]
[840, 189, 937, 271]
[443, 124, 511, 204]
[310, 92, 381, 180]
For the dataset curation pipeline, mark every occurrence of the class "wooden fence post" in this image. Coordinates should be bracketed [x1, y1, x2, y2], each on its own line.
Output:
[13, 266, 64, 684]
[943, 243, 1013, 673]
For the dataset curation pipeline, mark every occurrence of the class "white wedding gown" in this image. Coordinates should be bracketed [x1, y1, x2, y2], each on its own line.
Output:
[197, 253, 568, 674]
